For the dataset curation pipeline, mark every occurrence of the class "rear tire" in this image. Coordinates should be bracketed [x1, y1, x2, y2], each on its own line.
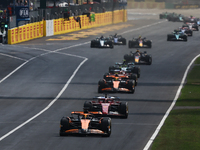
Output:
[90, 41, 94, 48]
[98, 80, 105, 93]
[83, 101, 92, 112]
[147, 56, 152, 65]
[128, 41, 132, 48]
[129, 74, 137, 86]
[122, 39, 126, 45]
[119, 102, 128, 118]
[128, 81, 135, 94]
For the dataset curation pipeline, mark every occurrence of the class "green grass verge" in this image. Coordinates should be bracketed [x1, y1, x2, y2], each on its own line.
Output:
[176, 66, 200, 106]
[151, 58, 200, 150]
[195, 57, 200, 64]
[151, 109, 200, 150]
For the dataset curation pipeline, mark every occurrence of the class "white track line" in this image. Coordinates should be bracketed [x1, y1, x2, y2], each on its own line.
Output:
[121, 20, 167, 35]
[0, 20, 167, 141]
[0, 57, 88, 141]
[0, 42, 89, 141]
[0, 53, 27, 61]
[143, 54, 200, 150]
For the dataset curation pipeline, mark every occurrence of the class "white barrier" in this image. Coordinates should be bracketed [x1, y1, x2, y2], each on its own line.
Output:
[46, 20, 54, 37]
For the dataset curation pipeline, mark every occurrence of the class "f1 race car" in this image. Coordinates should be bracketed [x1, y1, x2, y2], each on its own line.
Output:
[159, 12, 171, 19]
[124, 50, 152, 65]
[109, 62, 140, 78]
[109, 34, 126, 45]
[128, 37, 152, 48]
[59, 111, 111, 137]
[184, 16, 200, 25]
[98, 73, 136, 94]
[167, 30, 188, 41]
[167, 30, 187, 41]
[167, 13, 184, 22]
[179, 26, 193, 36]
[83, 94, 128, 118]
[183, 23, 199, 31]
[105, 69, 138, 86]
[91, 36, 114, 48]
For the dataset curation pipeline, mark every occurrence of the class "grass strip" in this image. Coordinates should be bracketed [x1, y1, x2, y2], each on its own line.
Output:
[195, 57, 200, 64]
[177, 66, 200, 106]
[151, 109, 200, 150]
[151, 59, 200, 150]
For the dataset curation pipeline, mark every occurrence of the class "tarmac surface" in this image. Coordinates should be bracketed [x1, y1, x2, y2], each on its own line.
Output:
[0, 9, 200, 150]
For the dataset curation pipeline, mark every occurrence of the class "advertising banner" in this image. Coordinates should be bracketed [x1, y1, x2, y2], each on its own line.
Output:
[15, 6, 30, 21]
[174, 4, 200, 9]
[23, 26, 26, 41]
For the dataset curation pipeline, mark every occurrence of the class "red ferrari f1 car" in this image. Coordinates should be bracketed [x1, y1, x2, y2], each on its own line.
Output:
[83, 94, 128, 118]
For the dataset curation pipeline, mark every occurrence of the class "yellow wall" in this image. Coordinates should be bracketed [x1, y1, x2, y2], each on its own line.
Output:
[8, 9, 127, 44]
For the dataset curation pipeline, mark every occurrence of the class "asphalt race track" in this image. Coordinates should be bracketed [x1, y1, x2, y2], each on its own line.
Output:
[0, 9, 200, 150]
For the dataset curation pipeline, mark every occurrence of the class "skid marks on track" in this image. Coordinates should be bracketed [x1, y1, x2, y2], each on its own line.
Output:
[47, 24, 133, 41]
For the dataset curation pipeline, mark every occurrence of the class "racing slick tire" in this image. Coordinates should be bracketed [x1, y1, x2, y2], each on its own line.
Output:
[129, 74, 137, 86]
[122, 39, 126, 45]
[128, 41, 132, 48]
[98, 80, 105, 93]
[101, 117, 111, 137]
[60, 117, 70, 136]
[83, 101, 93, 112]
[183, 36, 187, 41]
[119, 102, 128, 118]
[159, 14, 162, 19]
[109, 42, 114, 49]
[124, 54, 130, 62]
[146, 41, 152, 48]
[167, 35, 172, 41]
[147, 56, 152, 65]
[127, 80, 135, 94]
[103, 73, 109, 79]
[132, 67, 140, 78]
[90, 41, 95, 48]
[190, 31, 193, 36]
[109, 66, 114, 73]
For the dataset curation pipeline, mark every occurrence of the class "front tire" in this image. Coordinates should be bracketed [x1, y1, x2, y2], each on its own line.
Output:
[60, 117, 70, 136]
[101, 117, 111, 137]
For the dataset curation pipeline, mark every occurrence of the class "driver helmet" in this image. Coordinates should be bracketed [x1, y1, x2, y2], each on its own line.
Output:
[174, 29, 179, 32]
[136, 49, 140, 53]
[123, 59, 127, 63]
[82, 114, 87, 119]
[114, 77, 119, 81]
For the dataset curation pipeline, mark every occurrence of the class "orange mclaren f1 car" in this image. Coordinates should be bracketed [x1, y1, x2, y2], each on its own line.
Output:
[59, 111, 111, 137]
[98, 73, 136, 93]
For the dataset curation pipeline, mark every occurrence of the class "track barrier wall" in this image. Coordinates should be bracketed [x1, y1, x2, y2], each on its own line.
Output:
[127, 1, 165, 9]
[128, 1, 200, 9]
[8, 9, 127, 45]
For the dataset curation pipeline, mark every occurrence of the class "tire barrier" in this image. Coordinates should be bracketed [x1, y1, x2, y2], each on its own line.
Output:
[8, 9, 127, 44]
